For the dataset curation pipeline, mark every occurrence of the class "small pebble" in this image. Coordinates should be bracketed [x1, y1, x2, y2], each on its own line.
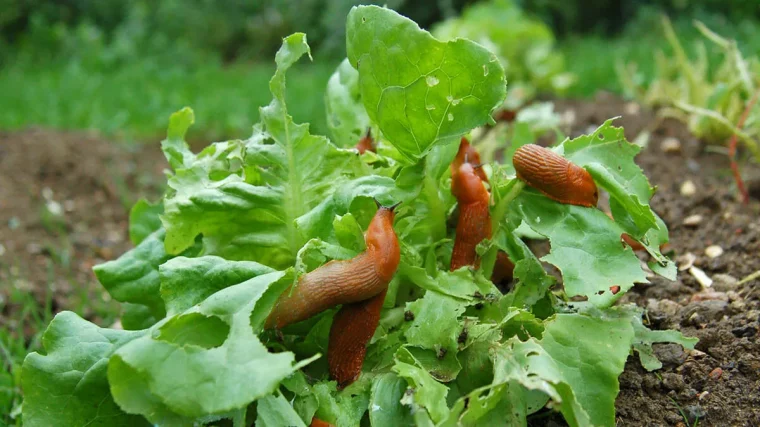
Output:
[680, 180, 696, 196]
[689, 266, 713, 288]
[683, 214, 703, 226]
[690, 291, 728, 302]
[704, 245, 723, 258]
[661, 137, 682, 153]
[698, 391, 710, 401]
[625, 102, 641, 115]
[708, 367, 723, 380]
[677, 252, 697, 271]
[712, 274, 738, 291]
[41, 187, 54, 200]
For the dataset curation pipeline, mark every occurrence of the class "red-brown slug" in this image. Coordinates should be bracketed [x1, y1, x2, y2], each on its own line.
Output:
[451, 162, 492, 271]
[512, 144, 599, 207]
[355, 128, 375, 154]
[310, 417, 335, 427]
[327, 289, 386, 388]
[264, 203, 400, 330]
[452, 137, 488, 183]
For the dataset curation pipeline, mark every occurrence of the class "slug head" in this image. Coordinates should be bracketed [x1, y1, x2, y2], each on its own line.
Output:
[452, 163, 489, 204]
[568, 164, 599, 207]
[452, 137, 488, 182]
[366, 201, 401, 282]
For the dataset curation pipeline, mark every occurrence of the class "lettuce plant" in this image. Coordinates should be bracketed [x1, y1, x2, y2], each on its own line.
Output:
[432, 0, 576, 109]
[22, 6, 695, 427]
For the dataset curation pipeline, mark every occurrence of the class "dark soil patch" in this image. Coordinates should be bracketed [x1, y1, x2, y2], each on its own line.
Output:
[0, 128, 166, 335]
[553, 93, 760, 427]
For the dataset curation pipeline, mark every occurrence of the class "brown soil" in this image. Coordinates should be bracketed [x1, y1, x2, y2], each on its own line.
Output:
[0, 128, 166, 334]
[1, 93, 759, 426]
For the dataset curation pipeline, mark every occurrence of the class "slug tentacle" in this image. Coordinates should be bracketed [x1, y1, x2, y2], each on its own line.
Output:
[452, 137, 488, 183]
[512, 144, 598, 207]
[327, 289, 386, 388]
[264, 205, 399, 330]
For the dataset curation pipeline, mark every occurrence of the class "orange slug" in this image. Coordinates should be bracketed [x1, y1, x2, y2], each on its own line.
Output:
[451, 162, 492, 271]
[512, 144, 599, 208]
[604, 211, 667, 252]
[495, 109, 517, 123]
[327, 289, 386, 388]
[355, 128, 375, 154]
[452, 137, 488, 183]
[310, 418, 336, 427]
[265, 202, 400, 330]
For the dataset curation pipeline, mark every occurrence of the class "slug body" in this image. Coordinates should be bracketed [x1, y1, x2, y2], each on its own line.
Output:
[452, 138, 488, 183]
[512, 144, 599, 207]
[265, 206, 399, 330]
[310, 418, 335, 427]
[327, 289, 386, 388]
[451, 162, 492, 270]
[355, 129, 375, 154]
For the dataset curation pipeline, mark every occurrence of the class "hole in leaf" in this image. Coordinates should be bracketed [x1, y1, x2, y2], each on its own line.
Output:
[157, 313, 230, 349]
[598, 133, 605, 140]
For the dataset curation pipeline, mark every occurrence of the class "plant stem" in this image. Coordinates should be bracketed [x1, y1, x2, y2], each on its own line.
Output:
[491, 180, 526, 230]
[728, 89, 759, 205]
[423, 171, 447, 242]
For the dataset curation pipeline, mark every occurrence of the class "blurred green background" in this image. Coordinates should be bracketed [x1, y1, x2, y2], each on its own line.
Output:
[1, 0, 758, 141]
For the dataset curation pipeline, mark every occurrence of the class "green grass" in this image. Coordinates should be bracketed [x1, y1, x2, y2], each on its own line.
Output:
[559, 11, 760, 98]
[0, 60, 336, 143]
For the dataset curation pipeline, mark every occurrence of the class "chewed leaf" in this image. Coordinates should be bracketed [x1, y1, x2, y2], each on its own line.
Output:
[347, 5, 506, 161]
[631, 311, 698, 371]
[513, 190, 647, 306]
[109, 271, 314, 423]
[561, 120, 675, 278]
[21, 312, 149, 427]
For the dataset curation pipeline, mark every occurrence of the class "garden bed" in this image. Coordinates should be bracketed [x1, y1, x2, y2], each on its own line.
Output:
[1, 94, 758, 426]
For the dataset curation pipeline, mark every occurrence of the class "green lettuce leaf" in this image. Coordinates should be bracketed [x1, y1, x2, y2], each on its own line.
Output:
[512, 189, 647, 306]
[325, 58, 371, 148]
[160, 34, 370, 268]
[128, 199, 163, 246]
[21, 312, 149, 427]
[108, 271, 315, 423]
[347, 5, 506, 161]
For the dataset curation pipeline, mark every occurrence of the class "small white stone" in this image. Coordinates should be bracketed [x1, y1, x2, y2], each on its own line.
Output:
[689, 266, 713, 288]
[660, 137, 682, 153]
[677, 252, 697, 271]
[680, 180, 696, 196]
[705, 245, 723, 258]
[41, 187, 54, 200]
[683, 214, 703, 226]
[46, 200, 63, 216]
